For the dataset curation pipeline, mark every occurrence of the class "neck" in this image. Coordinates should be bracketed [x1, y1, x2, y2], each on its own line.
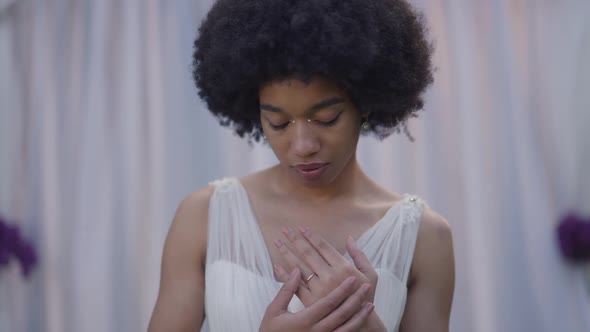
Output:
[272, 155, 366, 204]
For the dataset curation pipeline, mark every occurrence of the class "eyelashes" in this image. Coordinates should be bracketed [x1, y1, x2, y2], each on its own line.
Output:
[269, 122, 290, 130]
[319, 113, 341, 127]
[267, 111, 343, 131]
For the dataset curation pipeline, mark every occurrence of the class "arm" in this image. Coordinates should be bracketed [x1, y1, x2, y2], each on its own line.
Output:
[399, 208, 455, 332]
[148, 186, 213, 332]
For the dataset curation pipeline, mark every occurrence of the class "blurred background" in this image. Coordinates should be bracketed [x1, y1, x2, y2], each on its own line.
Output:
[1, 0, 589, 331]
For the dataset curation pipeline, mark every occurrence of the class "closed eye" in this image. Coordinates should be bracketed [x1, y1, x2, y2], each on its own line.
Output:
[316, 111, 342, 127]
[268, 121, 290, 131]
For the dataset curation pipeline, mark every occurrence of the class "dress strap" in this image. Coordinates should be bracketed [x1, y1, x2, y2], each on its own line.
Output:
[207, 177, 273, 275]
[396, 194, 426, 285]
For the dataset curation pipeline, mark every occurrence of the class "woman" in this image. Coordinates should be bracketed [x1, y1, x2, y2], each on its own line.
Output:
[149, 0, 455, 331]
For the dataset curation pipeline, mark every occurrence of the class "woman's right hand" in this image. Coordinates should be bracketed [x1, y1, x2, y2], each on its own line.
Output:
[259, 268, 374, 332]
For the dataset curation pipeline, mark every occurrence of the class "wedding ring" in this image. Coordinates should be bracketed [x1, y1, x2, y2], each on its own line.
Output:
[305, 272, 316, 282]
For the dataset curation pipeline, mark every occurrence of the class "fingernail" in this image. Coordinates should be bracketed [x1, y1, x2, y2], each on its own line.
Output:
[345, 276, 357, 286]
[282, 227, 293, 236]
[365, 303, 374, 312]
[273, 239, 284, 248]
[298, 226, 309, 235]
[361, 283, 371, 293]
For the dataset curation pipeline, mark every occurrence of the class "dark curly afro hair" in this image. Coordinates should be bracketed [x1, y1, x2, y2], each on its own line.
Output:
[193, 0, 434, 142]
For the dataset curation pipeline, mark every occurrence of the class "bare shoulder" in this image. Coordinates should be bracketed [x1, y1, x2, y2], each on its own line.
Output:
[411, 206, 454, 284]
[148, 185, 215, 331]
[167, 185, 215, 263]
[417, 207, 453, 254]
[398, 206, 455, 331]
[176, 184, 215, 219]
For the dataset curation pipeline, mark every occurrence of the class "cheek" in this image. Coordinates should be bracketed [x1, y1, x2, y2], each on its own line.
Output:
[331, 121, 361, 147]
[335, 129, 361, 159]
[265, 135, 289, 160]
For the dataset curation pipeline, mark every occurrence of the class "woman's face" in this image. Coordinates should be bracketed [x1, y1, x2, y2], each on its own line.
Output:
[259, 77, 363, 187]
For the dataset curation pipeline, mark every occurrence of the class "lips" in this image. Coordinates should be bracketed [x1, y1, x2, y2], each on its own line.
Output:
[294, 163, 328, 172]
[293, 163, 329, 181]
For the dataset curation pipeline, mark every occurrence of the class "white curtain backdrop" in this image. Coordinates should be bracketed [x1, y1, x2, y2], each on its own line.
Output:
[0, 0, 589, 331]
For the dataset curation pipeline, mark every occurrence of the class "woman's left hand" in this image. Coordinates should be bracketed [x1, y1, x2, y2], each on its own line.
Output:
[273, 226, 386, 331]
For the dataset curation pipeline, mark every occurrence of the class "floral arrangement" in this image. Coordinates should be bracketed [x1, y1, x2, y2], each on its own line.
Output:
[0, 215, 37, 278]
[557, 213, 590, 262]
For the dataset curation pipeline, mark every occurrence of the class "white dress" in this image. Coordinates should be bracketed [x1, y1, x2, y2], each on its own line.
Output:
[200, 177, 425, 332]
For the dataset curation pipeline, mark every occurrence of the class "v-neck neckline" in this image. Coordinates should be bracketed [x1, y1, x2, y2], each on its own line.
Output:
[234, 178, 406, 283]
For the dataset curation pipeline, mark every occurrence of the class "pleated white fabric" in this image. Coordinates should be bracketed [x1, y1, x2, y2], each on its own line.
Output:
[200, 178, 425, 332]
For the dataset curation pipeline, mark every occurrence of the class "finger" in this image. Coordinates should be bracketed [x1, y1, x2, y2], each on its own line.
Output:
[274, 263, 314, 303]
[345, 236, 374, 276]
[282, 227, 331, 276]
[315, 283, 372, 330]
[274, 239, 315, 284]
[298, 276, 357, 323]
[332, 302, 375, 332]
[299, 226, 348, 266]
[273, 263, 290, 283]
[266, 268, 300, 315]
[346, 236, 378, 301]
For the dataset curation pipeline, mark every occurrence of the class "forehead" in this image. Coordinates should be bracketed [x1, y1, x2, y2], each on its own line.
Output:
[259, 77, 349, 107]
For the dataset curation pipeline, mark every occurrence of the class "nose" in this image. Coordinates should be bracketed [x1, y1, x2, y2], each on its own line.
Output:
[290, 121, 320, 157]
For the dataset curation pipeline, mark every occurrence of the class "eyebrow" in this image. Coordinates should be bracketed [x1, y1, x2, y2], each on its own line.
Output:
[260, 97, 346, 114]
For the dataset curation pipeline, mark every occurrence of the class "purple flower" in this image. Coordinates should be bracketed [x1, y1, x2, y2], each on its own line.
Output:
[557, 213, 590, 262]
[0, 220, 10, 266]
[0, 215, 38, 278]
[14, 242, 37, 277]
